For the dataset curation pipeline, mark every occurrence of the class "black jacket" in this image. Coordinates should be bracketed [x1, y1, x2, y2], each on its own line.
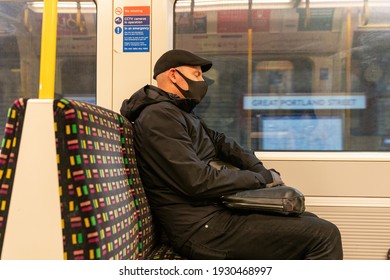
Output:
[120, 85, 273, 249]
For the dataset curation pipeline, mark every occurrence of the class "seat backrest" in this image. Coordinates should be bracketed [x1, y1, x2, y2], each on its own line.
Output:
[54, 99, 140, 259]
[119, 116, 158, 259]
[119, 106, 184, 260]
[54, 99, 183, 260]
[0, 98, 28, 258]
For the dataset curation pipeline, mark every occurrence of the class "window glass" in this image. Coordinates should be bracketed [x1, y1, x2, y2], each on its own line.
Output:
[174, 0, 390, 151]
[0, 1, 96, 141]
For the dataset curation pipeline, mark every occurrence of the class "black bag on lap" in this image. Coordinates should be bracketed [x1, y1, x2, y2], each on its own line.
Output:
[221, 185, 305, 216]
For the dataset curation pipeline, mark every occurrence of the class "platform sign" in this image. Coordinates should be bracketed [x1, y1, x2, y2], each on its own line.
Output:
[113, 4, 150, 53]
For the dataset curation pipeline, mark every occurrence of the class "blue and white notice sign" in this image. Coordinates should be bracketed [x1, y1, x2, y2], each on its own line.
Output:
[114, 5, 150, 52]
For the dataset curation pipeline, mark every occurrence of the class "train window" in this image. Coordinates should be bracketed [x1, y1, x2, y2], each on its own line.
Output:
[174, 0, 390, 151]
[0, 1, 96, 141]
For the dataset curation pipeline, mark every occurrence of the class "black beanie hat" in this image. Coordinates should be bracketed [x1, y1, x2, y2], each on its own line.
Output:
[153, 49, 212, 79]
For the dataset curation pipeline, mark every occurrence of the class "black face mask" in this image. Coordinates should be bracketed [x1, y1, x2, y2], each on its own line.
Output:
[173, 69, 208, 104]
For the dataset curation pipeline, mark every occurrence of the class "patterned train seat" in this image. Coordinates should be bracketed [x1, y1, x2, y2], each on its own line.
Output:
[0, 98, 28, 258]
[54, 99, 183, 260]
[120, 115, 183, 260]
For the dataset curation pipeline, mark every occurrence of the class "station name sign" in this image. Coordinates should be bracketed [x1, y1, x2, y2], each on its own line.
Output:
[243, 95, 366, 110]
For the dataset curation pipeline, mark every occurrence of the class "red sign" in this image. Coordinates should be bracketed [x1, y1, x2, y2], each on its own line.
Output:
[124, 6, 150, 16]
[217, 10, 270, 33]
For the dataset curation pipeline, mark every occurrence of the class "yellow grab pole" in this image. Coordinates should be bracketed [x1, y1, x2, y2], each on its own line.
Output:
[247, 28, 253, 148]
[38, 0, 58, 99]
[247, 0, 253, 148]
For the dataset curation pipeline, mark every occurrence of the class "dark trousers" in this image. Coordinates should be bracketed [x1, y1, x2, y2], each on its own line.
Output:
[180, 210, 343, 260]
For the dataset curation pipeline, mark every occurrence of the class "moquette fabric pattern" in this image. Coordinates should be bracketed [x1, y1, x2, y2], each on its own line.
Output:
[54, 98, 183, 259]
[0, 98, 28, 258]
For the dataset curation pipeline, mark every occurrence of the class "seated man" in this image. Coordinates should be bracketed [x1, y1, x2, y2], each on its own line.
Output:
[120, 49, 343, 259]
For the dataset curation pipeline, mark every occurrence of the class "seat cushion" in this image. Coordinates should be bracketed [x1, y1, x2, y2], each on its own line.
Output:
[146, 244, 185, 260]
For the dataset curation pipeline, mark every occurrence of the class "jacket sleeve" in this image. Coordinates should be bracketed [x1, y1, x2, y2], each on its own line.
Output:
[133, 104, 267, 200]
[201, 120, 273, 183]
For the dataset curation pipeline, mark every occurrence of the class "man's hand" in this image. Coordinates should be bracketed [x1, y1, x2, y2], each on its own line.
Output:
[265, 169, 284, 188]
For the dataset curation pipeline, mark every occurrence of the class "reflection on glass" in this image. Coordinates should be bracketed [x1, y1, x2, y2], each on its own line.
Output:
[0, 1, 96, 142]
[174, 0, 390, 151]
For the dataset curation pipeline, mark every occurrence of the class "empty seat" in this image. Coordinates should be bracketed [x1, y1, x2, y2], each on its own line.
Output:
[0, 98, 28, 258]
[1, 98, 182, 259]
[54, 99, 183, 259]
